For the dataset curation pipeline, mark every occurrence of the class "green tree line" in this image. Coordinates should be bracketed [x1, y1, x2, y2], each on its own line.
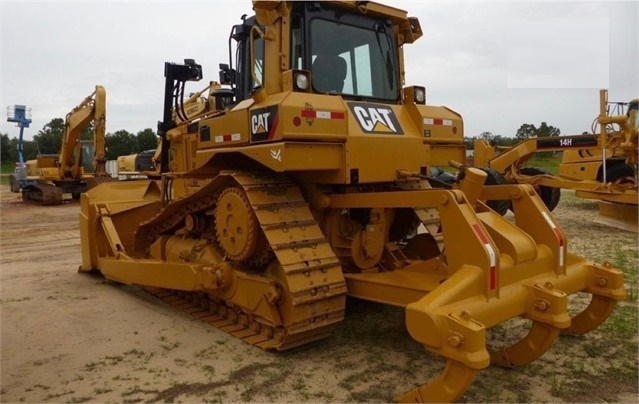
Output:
[464, 121, 561, 149]
[1, 117, 158, 165]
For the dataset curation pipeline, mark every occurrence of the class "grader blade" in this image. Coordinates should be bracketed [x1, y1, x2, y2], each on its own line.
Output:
[594, 201, 638, 233]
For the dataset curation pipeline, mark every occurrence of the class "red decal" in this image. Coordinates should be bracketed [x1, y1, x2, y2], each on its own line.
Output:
[552, 227, 565, 247]
[490, 267, 496, 289]
[472, 223, 490, 244]
[268, 113, 279, 140]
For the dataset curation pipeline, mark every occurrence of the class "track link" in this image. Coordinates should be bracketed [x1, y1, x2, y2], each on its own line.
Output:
[22, 183, 63, 205]
[145, 288, 286, 349]
[140, 171, 347, 351]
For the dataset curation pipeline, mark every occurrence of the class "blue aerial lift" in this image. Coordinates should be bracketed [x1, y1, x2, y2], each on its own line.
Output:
[7, 105, 32, 192]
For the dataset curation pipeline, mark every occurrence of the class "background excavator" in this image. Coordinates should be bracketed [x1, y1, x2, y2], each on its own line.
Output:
[20, 85, 109, 204]
[78, 2, 626, 402]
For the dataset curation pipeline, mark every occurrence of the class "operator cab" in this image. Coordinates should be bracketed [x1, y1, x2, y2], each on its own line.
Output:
[291, 2, 399, 101]
[220, 2, 400, 104]
[80, 141, 95, 174]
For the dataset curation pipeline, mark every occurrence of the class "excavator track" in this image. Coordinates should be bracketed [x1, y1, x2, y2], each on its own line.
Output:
[21, 183, 63, 205]
[139, 171, 347, 351]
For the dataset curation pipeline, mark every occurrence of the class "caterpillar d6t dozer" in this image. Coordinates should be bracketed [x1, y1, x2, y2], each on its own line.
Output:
[79, 1, 626, 401]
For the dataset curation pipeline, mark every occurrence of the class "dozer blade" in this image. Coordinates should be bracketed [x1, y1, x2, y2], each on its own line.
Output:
[595, 201, 638, 233]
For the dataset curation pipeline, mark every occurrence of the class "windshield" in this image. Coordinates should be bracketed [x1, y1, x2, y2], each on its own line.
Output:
[309, 18, 398, 100]
[80, 142, 95, 173]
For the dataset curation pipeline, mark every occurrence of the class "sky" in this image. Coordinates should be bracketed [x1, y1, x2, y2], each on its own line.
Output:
[1, 0, 637, 142]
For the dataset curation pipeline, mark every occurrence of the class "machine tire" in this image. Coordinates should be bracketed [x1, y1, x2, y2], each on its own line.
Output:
[481, 168, 510, 215]
[604, 163, 636, 185]
[519, 167, 561, 212]
[430, 167, 457, 185]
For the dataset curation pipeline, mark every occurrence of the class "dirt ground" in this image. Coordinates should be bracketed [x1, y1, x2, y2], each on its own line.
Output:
[1, 186, 637, 403]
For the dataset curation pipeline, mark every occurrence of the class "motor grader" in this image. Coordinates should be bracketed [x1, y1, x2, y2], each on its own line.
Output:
[21, 85, 109, 204]
[474, 90, 638, 230]
[79, 1, 626, 402]
[560, 95, 637, 185]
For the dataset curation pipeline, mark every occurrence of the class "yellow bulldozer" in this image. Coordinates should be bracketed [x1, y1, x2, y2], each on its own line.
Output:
[21, 85, 109, 204]
[114, 82, 224, 179]
[116, 148, 159, 179]
[79, 2, 626, 402]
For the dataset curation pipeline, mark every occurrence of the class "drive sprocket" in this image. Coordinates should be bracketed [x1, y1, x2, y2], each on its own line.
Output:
[214, 186, 270, 264]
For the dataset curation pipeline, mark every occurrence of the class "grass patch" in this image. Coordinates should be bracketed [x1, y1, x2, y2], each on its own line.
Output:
[0, 161, 14, 185]
[550, 374, 566, 397]
[1, 161, 15, 174]
[201, 364, 216, 376]
[597, 304, 639, 340]
[68, 396, 93, 403]
[83, 361, 106, 371]
[525, 153, 561, 175]
[0, 297, 32, 303]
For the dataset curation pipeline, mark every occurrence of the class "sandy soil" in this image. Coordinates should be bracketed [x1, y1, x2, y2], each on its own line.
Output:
[1, 186, 637, 403]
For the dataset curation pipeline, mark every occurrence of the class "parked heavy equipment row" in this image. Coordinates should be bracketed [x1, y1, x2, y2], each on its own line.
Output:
[473, 90, 638, 231]
[20, 85, 110, 204]
[79, 1, 626, 401]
